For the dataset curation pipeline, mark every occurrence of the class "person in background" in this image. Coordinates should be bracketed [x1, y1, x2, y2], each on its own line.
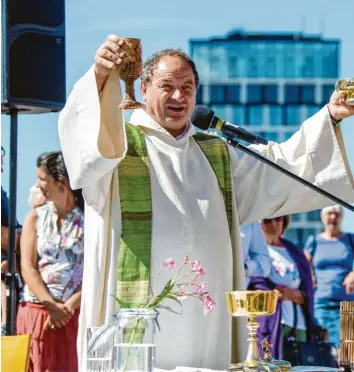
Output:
[241, 222, 272, 286]
[304, 205, 354, 349]
[17, 152, 84, 372]
[249, 216, 315, 359]
[1, 146, 21, 336]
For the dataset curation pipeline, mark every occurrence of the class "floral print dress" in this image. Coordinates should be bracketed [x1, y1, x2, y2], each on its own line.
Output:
[21, 202, 84, 303]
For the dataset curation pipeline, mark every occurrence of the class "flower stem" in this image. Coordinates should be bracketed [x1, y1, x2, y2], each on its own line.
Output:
[121, 317, 140, 372]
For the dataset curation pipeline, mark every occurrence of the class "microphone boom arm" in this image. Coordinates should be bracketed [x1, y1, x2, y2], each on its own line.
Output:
[227, 138, 354, 213]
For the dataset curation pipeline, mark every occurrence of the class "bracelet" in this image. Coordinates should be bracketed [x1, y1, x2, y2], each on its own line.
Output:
[327, 105, 342, 127]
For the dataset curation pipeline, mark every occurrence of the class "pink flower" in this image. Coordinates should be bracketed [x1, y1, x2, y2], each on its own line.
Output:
[190, 260, 201, 272]
[196, 281, 207, 295]
[203, 295, 216, 315]
[184, 256, 190, 264]
[196, 267, 206, 277]
[163, 257, 175, 270]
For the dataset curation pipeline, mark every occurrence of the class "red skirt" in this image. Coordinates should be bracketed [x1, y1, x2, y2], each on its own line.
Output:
[16, 302, 79, 372]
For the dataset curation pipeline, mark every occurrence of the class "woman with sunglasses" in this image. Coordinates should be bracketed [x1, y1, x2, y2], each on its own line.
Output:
[248, 215, 316, 360]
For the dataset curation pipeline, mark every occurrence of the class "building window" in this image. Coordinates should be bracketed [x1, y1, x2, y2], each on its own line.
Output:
[247, 106, 263, 125]
[196, 85, 203, 104]
[291, 213, 302, 222]
[306, 105, 321, 119]
[210, 105, 226, 120]
[231, 105, 246, 125]
[210, 56, 220, 72]
[307, 210, 321, 221]
[285, 85, 301, 103]
[284, 131, 295, 140]
[247, 57, 258, 77]
[284, 56, 295, 77]
[322, 84, 335, 105]
[265, 57, 277, 77]
[247, 84, 262, 103]
[269, 105, 283, 125]
[285, 105, 300, 125]
[301, 85, 315, 104]
[228, 57, 239, 78]
[265, 132, 279, 143]
[225, 85, 241, 104]
[263, 85, 278, 104]
[210, 85, 225, 104]
[322, 56, 338, 78]
[302, 56, 314, 77]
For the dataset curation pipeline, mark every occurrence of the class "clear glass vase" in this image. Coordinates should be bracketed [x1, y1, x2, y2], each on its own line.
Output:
[87, 308, 159, 372]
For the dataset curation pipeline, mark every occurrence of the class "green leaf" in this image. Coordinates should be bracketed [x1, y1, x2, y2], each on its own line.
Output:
[113, 296, 129, 309]
[156, 303, 182, 315]
[164, 294, 182, 305]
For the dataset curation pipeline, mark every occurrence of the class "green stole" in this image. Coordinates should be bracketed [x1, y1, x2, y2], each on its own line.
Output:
[116, 122, 233, 307]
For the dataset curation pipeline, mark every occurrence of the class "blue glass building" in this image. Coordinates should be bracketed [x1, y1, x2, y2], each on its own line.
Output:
[189, 29, 340, 247]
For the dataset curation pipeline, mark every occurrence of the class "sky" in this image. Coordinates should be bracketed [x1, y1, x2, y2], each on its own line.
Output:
[1, 0, 354, 229]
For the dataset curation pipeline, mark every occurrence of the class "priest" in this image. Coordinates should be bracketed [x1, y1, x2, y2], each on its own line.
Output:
[58, 34, 354, 371]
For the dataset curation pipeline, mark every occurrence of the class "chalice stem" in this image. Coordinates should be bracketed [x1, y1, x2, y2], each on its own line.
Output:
[124, 78, 135, 104]
[244, 317, 261, 368]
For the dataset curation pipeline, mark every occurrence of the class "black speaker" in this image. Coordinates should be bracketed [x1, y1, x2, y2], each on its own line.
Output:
[1, 0, 66, 114]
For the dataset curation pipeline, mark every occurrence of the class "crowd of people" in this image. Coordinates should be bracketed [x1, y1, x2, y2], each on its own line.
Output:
[1, 34, 354, 372]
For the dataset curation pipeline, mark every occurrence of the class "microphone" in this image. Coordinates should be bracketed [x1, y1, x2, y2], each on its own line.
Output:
[190, 107, 268, 145]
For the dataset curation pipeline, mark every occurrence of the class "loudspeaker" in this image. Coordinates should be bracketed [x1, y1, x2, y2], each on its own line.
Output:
[1, 0, 66, 114]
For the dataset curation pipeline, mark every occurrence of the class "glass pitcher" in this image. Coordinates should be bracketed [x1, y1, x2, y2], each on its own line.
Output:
[87, 308, 159, 372]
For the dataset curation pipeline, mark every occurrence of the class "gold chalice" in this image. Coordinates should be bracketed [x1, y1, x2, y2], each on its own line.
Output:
[119, 38, 144, 110]
[226, 290, 281, 371]
[336, 78, 354, 105]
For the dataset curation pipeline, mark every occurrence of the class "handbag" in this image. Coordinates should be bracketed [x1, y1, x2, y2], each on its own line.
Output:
[283, 303, 336, 367]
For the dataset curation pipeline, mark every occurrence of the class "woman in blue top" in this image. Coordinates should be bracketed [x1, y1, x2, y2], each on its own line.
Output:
[305, 205, 354, 349]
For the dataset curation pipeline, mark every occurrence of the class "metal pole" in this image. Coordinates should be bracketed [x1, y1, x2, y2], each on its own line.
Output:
[6, 108, 18, 335]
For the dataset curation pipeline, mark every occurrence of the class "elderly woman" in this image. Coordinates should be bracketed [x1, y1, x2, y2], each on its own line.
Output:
[17, 152, 84, 372]
[305, 205, 354, 349]
[248, 215, 315, 359]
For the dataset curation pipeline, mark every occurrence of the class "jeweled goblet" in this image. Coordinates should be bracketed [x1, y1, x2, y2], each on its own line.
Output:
[226, 290, 280, 371]
[118, 38, 144, 110]
[336, 78, 354, 106]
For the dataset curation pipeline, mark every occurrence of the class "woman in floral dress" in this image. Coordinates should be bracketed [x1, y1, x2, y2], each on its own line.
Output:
[17, 152, 84, 372]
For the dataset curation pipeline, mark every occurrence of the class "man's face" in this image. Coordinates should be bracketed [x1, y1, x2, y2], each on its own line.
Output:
[141, 56, 197, 135]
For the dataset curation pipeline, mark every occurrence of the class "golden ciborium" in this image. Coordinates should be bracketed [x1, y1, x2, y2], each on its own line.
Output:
[119, 38, 144, 110]
[226, 290, 281, 371]
[336, 78, 354, 106]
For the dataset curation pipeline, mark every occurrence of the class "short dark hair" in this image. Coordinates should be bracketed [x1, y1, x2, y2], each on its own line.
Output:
[37, 151, 84, 211]
[141, 48, 200, 88]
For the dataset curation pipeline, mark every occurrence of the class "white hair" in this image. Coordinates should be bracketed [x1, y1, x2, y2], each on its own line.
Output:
[320, 205, 343, 217]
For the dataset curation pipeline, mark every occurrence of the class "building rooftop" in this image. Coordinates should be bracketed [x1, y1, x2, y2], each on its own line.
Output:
[190, 28, 340, 44]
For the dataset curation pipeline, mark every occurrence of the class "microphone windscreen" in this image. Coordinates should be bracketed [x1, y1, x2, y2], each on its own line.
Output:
[190, 107, 215, 130]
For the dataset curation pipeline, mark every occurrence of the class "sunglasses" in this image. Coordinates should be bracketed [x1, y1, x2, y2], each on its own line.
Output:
[263, 217, 284, 223]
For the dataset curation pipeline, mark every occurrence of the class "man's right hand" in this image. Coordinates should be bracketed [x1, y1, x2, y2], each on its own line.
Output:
[43, 301, 73, 330]
[94, 35, 126, 91]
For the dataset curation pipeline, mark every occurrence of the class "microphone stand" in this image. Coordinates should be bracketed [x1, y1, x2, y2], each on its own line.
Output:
[226, 138, 354, 213]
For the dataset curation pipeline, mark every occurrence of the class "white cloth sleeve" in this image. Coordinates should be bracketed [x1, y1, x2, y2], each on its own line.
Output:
[231, 106, 354, 225]
[58, 67, 127, 214]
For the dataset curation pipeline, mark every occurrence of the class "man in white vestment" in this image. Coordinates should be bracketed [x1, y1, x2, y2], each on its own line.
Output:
[58, 35, 354, 371]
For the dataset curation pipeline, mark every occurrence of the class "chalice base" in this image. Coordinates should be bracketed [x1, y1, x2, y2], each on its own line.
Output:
[119, 100, 144, 110]
[228, 362, 281, 372]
